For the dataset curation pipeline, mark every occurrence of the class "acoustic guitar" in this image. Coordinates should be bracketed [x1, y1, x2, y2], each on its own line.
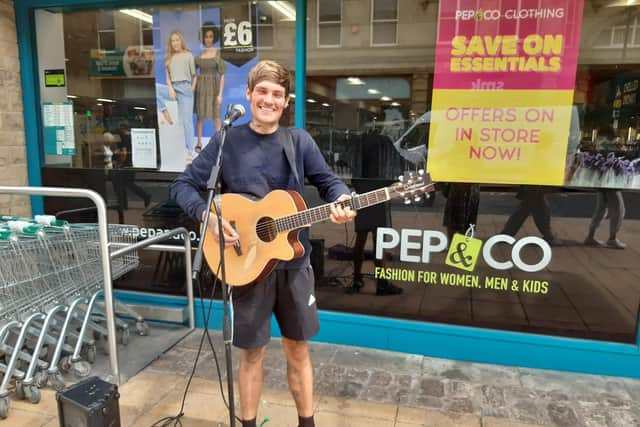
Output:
[203, 170, 433, 286]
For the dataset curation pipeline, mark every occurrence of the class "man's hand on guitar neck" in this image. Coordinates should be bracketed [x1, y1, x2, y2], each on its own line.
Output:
[202, 210, 240, 248]
[329, 194, 357, 225]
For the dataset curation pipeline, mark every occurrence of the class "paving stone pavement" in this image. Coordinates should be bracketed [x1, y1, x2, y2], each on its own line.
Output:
[6, 327, 640, 426]
[141, 329, 640, 427]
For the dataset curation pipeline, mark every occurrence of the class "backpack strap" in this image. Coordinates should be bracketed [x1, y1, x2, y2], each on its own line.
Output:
[279, 127, 300, 185]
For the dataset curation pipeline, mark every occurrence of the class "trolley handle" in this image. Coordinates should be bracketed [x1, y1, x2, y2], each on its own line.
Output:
[7, 220, 41, 235]
[34, 215, 68, 227]
[0, 214, 68, 227]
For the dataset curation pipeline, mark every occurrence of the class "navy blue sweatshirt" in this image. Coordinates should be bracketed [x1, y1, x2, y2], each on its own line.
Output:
[170, 124, 350, 269]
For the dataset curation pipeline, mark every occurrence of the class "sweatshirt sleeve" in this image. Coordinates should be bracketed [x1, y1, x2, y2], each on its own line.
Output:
[169, 136, 219, 221]
[298, 129, 350, 202]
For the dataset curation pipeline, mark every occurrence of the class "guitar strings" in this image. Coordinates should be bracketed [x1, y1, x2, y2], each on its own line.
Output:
[252, 190, 388, 235]
[250, 179, 431, 236]
[250, 181, 432, 236]
[253, 199, 351, 234]
[253, 199, 359, 235]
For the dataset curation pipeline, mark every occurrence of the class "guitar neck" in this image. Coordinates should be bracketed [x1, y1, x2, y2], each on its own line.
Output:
[275, 188, 391, 233]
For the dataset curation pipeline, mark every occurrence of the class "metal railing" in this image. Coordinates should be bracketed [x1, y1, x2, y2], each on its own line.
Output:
[0, 186, 194, 385]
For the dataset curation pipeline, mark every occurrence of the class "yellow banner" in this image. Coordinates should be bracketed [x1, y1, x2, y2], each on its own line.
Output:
[427, 89, 574, 185]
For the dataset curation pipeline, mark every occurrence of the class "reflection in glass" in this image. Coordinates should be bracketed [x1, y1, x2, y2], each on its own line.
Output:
[304, 0, 640, 343]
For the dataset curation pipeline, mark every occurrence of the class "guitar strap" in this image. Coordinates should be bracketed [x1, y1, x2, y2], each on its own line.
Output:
[279, 127, 300, 186]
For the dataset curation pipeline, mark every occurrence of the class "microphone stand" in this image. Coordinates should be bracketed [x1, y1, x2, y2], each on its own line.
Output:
[191, 114, 236, 427]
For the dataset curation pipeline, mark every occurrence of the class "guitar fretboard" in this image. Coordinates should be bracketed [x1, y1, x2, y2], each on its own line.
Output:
[274, 188, 390, 233]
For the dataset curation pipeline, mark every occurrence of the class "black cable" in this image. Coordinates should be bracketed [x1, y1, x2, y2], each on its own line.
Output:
[148, 264, 218, 427]
[148, 314, 206, 427]
[199, 271, 271, 426]
[344, 222, 349, 248]
[198, 267, 242, 424]
[150, 261, 244, 426]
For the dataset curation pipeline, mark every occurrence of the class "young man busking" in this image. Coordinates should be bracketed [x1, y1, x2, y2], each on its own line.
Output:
[171, 60, 356, 427]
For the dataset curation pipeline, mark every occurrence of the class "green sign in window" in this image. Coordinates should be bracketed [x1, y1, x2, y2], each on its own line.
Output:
[44, 69, 65, 87]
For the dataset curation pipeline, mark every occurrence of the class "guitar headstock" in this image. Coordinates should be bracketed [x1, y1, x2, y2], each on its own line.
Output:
[388, 170, 435, 204]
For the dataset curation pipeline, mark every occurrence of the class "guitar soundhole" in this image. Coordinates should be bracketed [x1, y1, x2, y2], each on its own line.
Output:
[256, 217, 277, 242]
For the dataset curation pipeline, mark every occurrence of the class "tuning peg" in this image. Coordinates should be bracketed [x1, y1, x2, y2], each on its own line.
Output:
[424, 193, 431, 199]
[398, 175, 404, 182]
[418, 169, 425, 176]
[408, 171, 414, 178]
[413, 195, 422, 203]
[403, 197, 411, 205]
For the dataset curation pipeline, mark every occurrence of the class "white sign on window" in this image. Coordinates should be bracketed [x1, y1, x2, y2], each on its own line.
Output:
[42, 101, 75, 155]
[131, 128, 157, 168]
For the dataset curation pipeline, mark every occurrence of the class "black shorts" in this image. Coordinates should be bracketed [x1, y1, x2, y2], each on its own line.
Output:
[231, 266, 319, 349]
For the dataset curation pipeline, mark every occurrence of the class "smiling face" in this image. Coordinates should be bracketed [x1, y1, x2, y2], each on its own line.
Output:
[245, 61, 291, 134]
[246, 80, 289, 133]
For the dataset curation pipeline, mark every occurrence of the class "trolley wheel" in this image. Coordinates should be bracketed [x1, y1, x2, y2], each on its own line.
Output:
[119, 328, 130, 346]
[136, 320, 149, 336]
[84, 345, 96, 364]
[34, 370, 48, 388]
[71, 361, 91, 378]
[14, 382, 25, 400]
[100, 339, 110, 355]
[49, 372, 66, 391]
[59, 356, 71, 373]
[39, 345, 50, 360]
[24, 384, 40, 404]
[0, 396, 9, 419]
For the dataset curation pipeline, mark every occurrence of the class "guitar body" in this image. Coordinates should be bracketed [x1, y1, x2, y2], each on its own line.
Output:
[201, 171, 432, 286]
[203, 190, 307, 286]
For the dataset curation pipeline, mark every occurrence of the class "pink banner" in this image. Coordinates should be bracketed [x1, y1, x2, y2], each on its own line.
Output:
[433, 0, 584, 91]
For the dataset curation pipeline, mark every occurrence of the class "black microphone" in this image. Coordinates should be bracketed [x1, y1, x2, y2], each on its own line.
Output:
[223, 104, 246, 127]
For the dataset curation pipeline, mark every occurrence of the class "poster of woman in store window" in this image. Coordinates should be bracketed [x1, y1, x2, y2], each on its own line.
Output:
[153, 5, 258, 172]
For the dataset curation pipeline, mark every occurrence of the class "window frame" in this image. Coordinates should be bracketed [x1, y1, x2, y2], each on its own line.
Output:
[369, 0, 400, 47]
[97, 10, 152, 50]
[256, 2, 274, 50]
[370, 0, 398, 47]
[594, 16, 640, 49]
[96, 11, 115, 50]
[317, 0, 342, 48]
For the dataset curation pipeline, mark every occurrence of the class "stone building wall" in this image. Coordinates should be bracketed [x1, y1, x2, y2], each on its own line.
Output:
[0, 0, 30, 217]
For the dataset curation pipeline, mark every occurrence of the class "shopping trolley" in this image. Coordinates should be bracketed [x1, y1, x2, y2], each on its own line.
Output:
[0, 184, 196, 423]
[0, 217, 143, 418]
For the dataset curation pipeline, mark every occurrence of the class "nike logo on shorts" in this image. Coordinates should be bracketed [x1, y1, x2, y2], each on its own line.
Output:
[308, 294, 316, 306]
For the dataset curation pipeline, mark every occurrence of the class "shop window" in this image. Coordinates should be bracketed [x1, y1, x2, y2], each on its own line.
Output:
[39, 2, 294, 171]
[307, 75, 412, 180]
[34, 1, 296, 298]
[318, 0, 341, 47]
[371, 0, 397, 46]
[29, 0, 640, 343]
[303, 0, 640, 344]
